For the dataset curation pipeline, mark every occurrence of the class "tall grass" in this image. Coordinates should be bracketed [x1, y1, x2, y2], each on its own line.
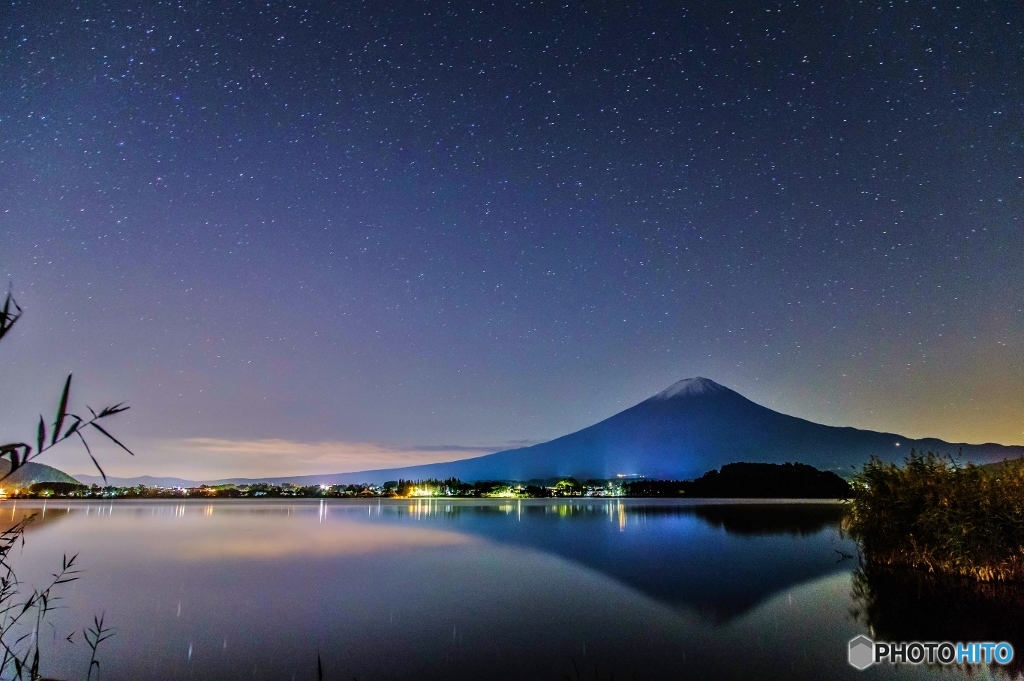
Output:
[0, 292, 129, 679]
[847, 450, 1024, 582]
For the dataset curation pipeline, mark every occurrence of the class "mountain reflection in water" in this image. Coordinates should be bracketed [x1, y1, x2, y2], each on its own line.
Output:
[3, 499, 965, 681]
[15, 499, 850, 620]
[385, 499, 854, 620]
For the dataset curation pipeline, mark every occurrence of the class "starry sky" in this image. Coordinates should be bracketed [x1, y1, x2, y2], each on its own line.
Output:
[1, 1, 1022, 480]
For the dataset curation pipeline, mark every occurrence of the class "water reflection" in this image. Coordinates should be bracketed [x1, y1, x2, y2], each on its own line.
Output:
[688, 503, 846, 537]
[390, 499, 856, 620]
[13, 499, 853, 620]
[851, 563, 1024, 678]
[4, 499, 971, 681]
[1, 500, 74, 533]
[170, 517, 474, 560]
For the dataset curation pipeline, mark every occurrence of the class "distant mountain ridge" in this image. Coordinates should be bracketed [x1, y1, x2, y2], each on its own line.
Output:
[78, 377, 1024, 487]
[72, 474, 206, 489]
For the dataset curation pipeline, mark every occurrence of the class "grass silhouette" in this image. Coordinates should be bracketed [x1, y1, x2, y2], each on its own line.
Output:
[0, 292, 132, 680]
[848, 450, 1024, 582]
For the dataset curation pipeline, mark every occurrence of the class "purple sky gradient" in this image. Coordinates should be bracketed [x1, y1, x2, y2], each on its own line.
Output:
[1, 1, 1022, 478]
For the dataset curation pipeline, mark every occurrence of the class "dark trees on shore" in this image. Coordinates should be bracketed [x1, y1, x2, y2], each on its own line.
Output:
[624, 462, 850, 499]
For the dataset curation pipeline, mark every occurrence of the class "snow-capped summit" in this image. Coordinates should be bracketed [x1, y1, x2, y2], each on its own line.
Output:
[649, 377, 729, 400]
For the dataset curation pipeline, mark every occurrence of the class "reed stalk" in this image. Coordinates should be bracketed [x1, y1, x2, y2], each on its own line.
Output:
[847, 451, 1024, 582]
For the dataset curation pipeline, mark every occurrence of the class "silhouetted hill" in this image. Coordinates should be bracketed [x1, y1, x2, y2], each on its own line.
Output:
[683, 462, 851, 498]
[293, 377, 1023, 484]
[621, 462, 850, 499]
[0, 460, 81, 488]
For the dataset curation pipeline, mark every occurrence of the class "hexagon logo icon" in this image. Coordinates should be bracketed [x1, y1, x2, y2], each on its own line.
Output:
[849, 635, 875, 670]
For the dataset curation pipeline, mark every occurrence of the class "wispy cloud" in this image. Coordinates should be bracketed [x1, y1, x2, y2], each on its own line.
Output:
[71, 437, 540, 480]
[65, 436, 544, 480]
[180, 437, 495, 471]
[404, 443, 515, 453]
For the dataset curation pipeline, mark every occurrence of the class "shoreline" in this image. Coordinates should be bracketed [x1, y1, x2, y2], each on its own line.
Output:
[0, 496, 850, 506]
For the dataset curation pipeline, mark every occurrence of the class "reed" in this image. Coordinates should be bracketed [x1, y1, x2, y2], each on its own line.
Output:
[0, 292, 129, 680]
[847, 451, 1024, 582]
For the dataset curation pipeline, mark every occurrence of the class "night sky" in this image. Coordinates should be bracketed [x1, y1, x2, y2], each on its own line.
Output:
[2, 1, 1022, 480]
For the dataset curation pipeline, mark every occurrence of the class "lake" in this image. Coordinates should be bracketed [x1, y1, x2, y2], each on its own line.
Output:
[0, 499, 1006, 680]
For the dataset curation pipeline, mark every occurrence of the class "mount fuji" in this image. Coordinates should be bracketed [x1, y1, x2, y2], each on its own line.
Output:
[246, 377, 1024, 485]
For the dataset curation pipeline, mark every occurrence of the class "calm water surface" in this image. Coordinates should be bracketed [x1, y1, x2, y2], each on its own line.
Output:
[1, 499, 1003, 680]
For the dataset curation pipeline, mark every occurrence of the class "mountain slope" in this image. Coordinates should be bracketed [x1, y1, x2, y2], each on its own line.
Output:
[0, 460, 83, 488]
[293, 377, 1023, 484]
